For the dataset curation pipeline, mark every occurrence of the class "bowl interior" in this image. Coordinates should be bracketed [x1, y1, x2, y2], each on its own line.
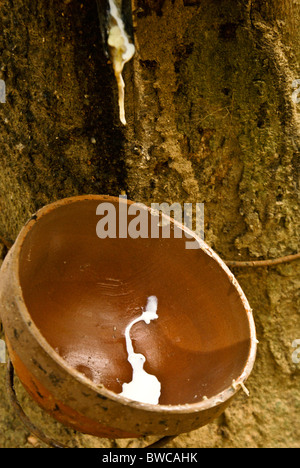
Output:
[18, 198, 252, 405]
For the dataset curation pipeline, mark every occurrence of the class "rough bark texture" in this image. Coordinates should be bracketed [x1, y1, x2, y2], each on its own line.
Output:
[0, 0, 299, 448]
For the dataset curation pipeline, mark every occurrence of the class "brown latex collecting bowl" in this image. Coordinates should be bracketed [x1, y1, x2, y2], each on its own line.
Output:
[0, 195, 256, 439]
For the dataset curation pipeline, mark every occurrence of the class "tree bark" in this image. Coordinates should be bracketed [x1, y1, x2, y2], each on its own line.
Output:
[0, 0, 299, 447]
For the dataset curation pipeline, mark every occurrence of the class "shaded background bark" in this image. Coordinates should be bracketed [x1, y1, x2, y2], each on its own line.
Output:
[0, 0, 299, 447]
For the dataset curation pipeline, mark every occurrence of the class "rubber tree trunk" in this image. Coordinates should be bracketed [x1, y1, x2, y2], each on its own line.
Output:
[0, 0, 299, 447]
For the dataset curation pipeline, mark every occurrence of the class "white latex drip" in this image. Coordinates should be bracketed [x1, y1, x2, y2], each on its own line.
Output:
[120, 296, 161, 404]
[107, 0, 135, 125]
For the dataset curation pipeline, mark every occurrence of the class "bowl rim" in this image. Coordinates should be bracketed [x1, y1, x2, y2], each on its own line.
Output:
[10, 194, 257, 414]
